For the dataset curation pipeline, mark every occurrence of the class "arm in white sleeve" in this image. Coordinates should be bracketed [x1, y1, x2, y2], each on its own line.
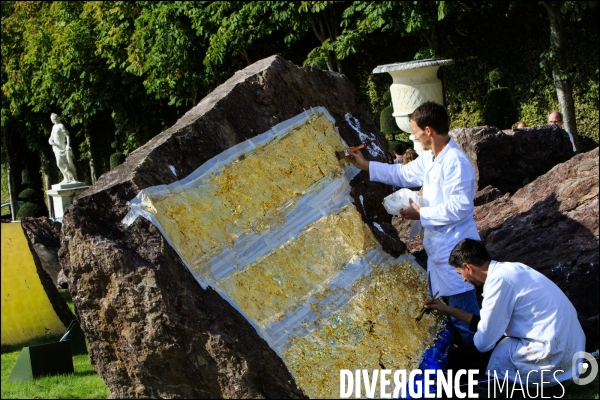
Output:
[369, 156, 425, 188]
[419, 158, 476, 228]
[474, 277, 515, 352]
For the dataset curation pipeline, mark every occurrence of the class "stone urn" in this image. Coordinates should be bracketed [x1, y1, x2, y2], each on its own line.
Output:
[373, 58, 454, 155]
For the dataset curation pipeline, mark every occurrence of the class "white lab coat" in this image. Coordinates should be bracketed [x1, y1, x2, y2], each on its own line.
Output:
[476, 261, 586, 385]
[369, 139, 478, 296]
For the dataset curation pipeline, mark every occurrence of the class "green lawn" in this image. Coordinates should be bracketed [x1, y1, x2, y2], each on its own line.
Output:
[1, 289, 108, 399]
[1, 350, 109, 399]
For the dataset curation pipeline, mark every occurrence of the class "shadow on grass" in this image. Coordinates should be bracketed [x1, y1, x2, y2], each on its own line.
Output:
[73, 370, 100, 378]
[58, 288, 72, 303]
[1, 335, 64, 355]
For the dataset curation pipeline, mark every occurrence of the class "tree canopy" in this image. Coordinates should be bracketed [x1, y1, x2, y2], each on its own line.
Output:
[1, 1, 598, 213]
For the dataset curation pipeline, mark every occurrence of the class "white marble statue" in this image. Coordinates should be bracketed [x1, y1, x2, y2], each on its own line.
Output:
[49, 113, 78, 184]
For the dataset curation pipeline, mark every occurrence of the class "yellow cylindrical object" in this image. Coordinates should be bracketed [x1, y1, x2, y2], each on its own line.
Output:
[1, 222, 67, 345]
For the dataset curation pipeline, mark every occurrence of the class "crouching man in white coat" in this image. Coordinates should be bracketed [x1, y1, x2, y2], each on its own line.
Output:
[345, 101, 481, 344]
[425, 238, 586, 396]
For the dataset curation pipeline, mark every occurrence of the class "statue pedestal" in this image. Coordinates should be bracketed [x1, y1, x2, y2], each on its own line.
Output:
[46, 182, 89, 222]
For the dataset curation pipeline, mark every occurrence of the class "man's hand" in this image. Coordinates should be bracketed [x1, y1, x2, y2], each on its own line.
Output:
[424, 299, 475, 325]
[399, 198, 420, 220]
[423, 299, 451, 315]
[344, 149, 369, 171]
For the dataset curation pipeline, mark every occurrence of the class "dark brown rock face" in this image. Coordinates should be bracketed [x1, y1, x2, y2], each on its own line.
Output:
[474, 185, 504, 207]
[475, 148, 599, 344]
[59, 56, 396, 398]
[450, 125, 576, 196]
[57, 269, 68, 289]
[391, 217, 427, 269]
[20, 217, 63, 286]
[19, 217, 74, 328]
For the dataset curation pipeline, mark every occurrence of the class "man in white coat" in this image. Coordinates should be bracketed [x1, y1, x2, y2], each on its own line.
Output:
[345, 101, 481, 344]
[425, 238, 586, 393]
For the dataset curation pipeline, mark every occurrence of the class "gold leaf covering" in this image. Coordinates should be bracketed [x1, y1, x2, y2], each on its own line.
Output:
[129, 110, 445, 398]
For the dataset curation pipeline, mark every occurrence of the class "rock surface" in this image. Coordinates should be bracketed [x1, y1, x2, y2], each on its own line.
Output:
[19, 217, 74, 328]
[57, 269, 69, 289]
[474, 185, 504, 207]
[475, 148, 599, 343]
[20, 217, 63, 286]
[391, 217, 427, 269]
[59, 56, 397, 398]
[450, 125, 576, 196]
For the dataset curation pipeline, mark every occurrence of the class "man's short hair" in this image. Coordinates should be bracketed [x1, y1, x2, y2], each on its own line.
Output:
[393, 143, 404, 154]
[549, 111, 563, 118]
[449, 239, 491, 269]
[408, 101, 450, 135]
[548, 111, 563, 122]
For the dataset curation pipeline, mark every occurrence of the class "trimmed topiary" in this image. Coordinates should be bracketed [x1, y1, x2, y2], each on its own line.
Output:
[488, 69, 503, 88]
[383, 90, 392, 102]
[414, 47, 436, 61]
[21, 169, 33, 186]
[18, 188, 37, 201]
[110, 152, 125, 170]
[16, 202, 46, 219]
[483, 87, 518, 129]
[17, 168, 48, 219]
[380, 104, 402, 135]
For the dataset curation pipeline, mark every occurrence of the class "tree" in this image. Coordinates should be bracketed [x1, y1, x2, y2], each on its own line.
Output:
[540, 1, 596, 151]
[84, 2, 181, 155]
[1, 0, 597, 197]
[332, 1, 448, 62]
[124, 1, 210, 107]
[1, 1, 44, 218]
[199, 2, 311, 75]
[299, 1, 349, 73]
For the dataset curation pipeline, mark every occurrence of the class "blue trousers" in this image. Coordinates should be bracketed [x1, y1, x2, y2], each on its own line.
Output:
[429, 281, 481, 344]
[445, 289, 480, 344]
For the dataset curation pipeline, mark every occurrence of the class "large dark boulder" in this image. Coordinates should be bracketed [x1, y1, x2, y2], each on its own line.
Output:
[475, 148, 599, 344]
[59, 56, 397, 398]
[450, 125, 576, 196]
[19, 217, 74, 328]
